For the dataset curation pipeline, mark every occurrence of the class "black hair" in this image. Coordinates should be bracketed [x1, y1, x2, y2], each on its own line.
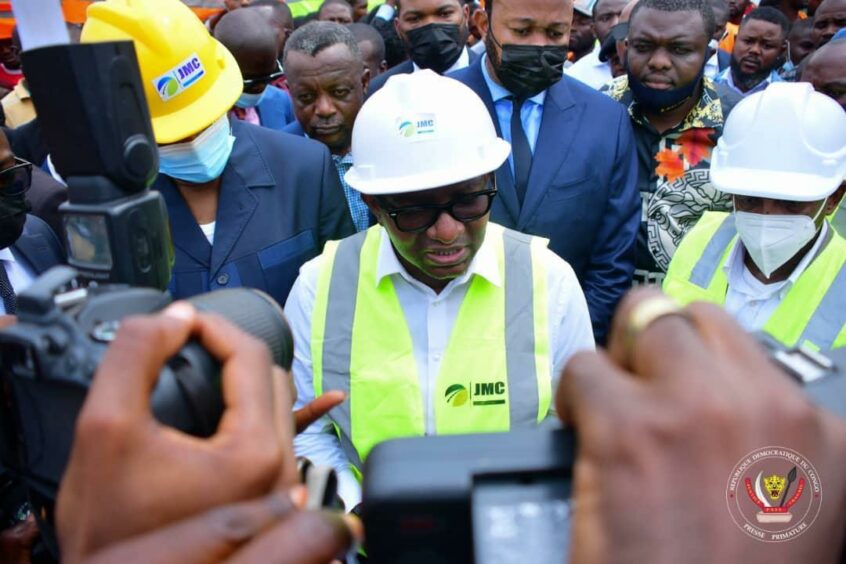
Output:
[740, 7, 791, 36]
[629, 0, 717, 40]
[348, 22, 386, 60]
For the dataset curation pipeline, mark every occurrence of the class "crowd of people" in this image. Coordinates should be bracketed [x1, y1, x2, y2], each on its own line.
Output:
[0, 0, 844, 560]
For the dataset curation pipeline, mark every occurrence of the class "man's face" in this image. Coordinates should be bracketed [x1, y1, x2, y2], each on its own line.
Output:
[626, 9, 709, 90]
[570, 11, 596, 54]
[812, 0, 846, 46]
[731, 19, 786, 84]
[0, 39, 20, 70]
[285, 44, 369, 155]
[358, 39, 387, 78]
[235, 46, 280, 94]
[319, 3, 355, 24]
[485, 0, 571, 67]
[787, 24, 816, 64]
[728, 0, 750, 22]
[351, 0, 369, 21]
[365, 177, 491, 291]
[734, 195, 835, 228]
[396, 0, 468, 39]
[592, 0, 629, 42]
[802, 44, 846, 108]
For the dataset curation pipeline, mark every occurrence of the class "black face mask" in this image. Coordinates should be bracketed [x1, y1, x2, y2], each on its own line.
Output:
[486, 29, 568, 99]
[626, 56, 705, 114]
[0, 190, 27, 249]
[405, 23, 467, 74]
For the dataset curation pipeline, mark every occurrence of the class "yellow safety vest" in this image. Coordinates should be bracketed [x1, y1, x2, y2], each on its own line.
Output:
[664, 212, 846, 351]
[311, 223, 552, 474]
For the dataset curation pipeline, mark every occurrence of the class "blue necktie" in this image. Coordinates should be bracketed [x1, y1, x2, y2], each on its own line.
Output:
[0, 262, 16, 314]
[509, 96, 532, 207]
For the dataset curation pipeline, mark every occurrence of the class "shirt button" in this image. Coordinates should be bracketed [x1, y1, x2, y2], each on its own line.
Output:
[216, 273, 230, 285]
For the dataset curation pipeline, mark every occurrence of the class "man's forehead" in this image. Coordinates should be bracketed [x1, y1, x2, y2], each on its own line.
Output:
[630, 8, 704, 38]
[739, 19, 785, 37]
[816, 0, 846, 15]
[493, 0, 574, 24]
[286, 44, 358, 71]
[400, 0, 461, 14]
[383, 177, 489, 204]
[595, 0, 628, 16]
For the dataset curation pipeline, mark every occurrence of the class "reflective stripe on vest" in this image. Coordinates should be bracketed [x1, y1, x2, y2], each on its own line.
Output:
[689, 215, 736, 288]
[311, 224, 551, 472]
[831, 200, 846, 238]
[665, 212, 846, 350]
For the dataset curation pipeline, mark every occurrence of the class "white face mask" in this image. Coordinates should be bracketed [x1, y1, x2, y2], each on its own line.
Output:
[734, 199, 826, 279]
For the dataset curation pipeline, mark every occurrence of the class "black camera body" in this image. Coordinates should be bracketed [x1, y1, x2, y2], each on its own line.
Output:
[362, 343, 846, 564]
[0, 266, 293, 556]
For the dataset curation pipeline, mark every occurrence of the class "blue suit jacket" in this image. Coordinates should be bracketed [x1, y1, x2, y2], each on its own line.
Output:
[450, 59, 639, 343]
[367, 49, 481, 97]
[155, 119, 355, 307]
[257, 86, 296, 131]
[12, 215, 65, 276]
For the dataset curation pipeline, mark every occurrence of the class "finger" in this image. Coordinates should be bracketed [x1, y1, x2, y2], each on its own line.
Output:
[84, 492, 298, 564]
[606, 289, 718, 385]
[0, 314, 16, 329]
[227, 511, 359, 564]
[295, 392, 346, 434]
[193, 312, 276, 439]
[557, 350, 644, 450]
[84, 302, 197, 417]
[271, 366, 299, 488]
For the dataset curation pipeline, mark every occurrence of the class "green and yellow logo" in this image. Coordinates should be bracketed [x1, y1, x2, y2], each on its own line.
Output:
[445, 384, 468, 407]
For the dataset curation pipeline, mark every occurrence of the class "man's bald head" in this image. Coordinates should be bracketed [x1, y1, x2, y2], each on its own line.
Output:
[802, 38, 846, 108]
[249, 2, 295, 57]
[215, 9, 280, 88]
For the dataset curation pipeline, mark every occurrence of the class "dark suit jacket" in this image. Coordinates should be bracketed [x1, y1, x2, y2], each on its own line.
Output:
[154, 118, 355, 307]
[367, 49, 481, 97]
[257, 86, 296, 131]
[12, 214, 65, 276]
[26, 167, 68, 242]
[450, 59, 640, 343]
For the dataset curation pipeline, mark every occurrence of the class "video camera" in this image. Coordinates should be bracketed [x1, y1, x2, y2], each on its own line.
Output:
[0, 25, 303, 559]
[361, 341, 846, 564]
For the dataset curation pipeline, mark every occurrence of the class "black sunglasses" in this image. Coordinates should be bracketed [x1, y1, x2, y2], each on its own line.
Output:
[0, 157, 32, 196]
[242, 60, 284, 87]
[380, 188, 498, 233]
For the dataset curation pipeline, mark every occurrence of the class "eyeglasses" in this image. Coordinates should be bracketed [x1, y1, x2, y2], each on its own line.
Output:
[0, 157, 32, 196]
[242, 60, 284, 87]
[381, 188, 498, 233]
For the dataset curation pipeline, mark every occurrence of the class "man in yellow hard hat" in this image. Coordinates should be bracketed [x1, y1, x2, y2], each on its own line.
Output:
[82, 0, 355, 307]
[287, 71, 594, 510]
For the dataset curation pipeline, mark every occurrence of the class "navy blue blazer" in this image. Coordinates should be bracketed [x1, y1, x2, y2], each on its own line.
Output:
[154, 119, 355, 307]
[450, 59, 639, 343]
[367, 49, 481, 97]
[257, 86, 296, 131]
[12, 214, 65, 276]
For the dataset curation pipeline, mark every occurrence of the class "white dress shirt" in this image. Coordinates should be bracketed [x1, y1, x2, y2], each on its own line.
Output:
[564, 44, 612, 90]
[285, 226, 595, 509]
[723, 223, 828, 332]
[0, 247, 36, 314]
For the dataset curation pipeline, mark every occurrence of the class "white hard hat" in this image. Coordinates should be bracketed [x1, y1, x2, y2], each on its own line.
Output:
[710, 82, 846, 202]
[345, 70, 511, 195]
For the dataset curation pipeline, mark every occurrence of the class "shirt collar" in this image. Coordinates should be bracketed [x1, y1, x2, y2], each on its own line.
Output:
[412, 47, 470, 74]
[480, 53, 546, 106]
[375, 225, 502, 290]
[0, 247, 16, 262]
[716, 67, 781, 95]
[332, 152, 354, 166]
[723, 221, 830, 297]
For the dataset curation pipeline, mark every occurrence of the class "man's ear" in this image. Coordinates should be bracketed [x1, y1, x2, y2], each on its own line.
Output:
[361, 67, 371, 93]
[824, 182, 846, 216]
[473, 7, 489, 36]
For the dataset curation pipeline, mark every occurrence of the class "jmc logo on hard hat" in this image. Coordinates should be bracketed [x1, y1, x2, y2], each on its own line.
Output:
[153, 52, 206, 102]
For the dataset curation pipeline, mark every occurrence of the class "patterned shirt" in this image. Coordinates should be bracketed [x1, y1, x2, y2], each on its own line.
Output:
[332, 153, 371, 232]
[606, 76, 736, 282]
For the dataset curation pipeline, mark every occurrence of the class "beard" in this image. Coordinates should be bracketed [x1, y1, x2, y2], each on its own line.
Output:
[729, 55, 772, 92]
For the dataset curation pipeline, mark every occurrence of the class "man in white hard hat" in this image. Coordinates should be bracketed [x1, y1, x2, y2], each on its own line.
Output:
[286, 70, 595, 510]
[664, 82, 846, 350]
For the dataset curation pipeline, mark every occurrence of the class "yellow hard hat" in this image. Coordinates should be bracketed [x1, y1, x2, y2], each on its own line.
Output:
[81, 0, 242, 144]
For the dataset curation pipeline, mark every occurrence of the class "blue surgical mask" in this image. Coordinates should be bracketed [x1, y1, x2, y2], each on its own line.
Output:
[158, 115, 235, 184]
[626, 56, 706, 114]
[234, 88, 267, 108]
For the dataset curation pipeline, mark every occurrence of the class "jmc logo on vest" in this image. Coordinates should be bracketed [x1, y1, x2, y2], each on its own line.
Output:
[444, 381, 506, 407]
